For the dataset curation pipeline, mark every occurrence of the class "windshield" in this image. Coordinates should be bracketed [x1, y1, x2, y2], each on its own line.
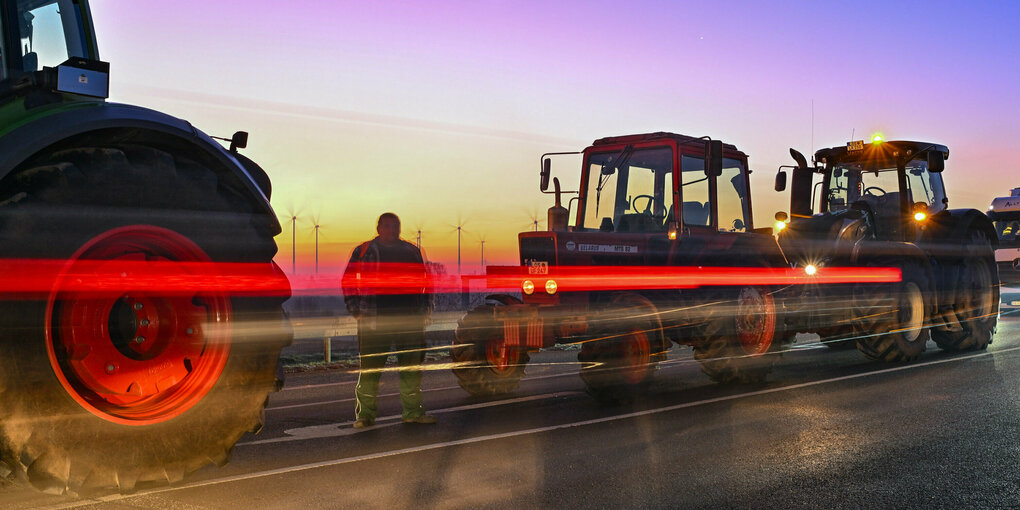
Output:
[825, 159, 946, 216]
[995, 214, 1020, 248]
[9, 0, 87, 75]
[581, 146, 673, 233]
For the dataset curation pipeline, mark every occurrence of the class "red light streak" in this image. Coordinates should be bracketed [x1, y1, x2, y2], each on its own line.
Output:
[0, 260, 900, 298]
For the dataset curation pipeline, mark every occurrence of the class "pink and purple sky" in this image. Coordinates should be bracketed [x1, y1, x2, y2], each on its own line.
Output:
[93, 0, 1020, 274]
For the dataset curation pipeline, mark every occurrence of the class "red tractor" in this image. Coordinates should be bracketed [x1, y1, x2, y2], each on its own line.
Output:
[451, 132, 791, 401]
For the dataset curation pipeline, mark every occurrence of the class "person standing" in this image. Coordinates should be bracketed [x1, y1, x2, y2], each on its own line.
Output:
[341, 213, 435, 428]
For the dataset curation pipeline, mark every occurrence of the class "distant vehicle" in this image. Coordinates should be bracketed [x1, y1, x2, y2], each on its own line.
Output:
[0, 0, 291, 495]
[987, 188, 1020, 308]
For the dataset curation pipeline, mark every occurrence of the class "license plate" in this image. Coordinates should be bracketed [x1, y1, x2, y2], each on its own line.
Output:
[528, 261, 549, 275]
[847, 140, 865, 151]
[1012, 301, 1020, 306]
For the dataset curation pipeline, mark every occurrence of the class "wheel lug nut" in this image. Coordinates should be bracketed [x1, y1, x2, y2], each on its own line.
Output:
[186, 328, 194, 335]
[139, 319, 150, 327]
[135, 336, 145, 344]
[133, 302, 143, 310]
[105, 363, 115, 373]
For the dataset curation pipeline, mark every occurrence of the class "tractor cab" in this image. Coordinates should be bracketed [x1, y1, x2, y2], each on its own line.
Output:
[521, 132, 765, 304]
[776, 138, 949, 249]
[1, 0, 105, 97]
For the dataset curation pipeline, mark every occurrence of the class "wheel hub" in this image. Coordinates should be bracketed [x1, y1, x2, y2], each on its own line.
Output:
[736, 286, 776, 355]
[45, 226, 231, 425]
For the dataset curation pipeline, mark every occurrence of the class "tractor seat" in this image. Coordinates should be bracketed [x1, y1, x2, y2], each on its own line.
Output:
[682, 201, 710, 226]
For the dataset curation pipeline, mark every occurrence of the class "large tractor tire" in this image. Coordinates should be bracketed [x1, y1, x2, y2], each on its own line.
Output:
[693, 286, 781, 384]
[0, 139, 291, 495]
[578, 304, 665, 403]
[932, 231, 999, 351]
[451, 300, 530, 397]
[852, 263, 932, 362]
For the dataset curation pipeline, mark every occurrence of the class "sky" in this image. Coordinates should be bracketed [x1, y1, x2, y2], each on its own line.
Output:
[90, 0, 1020, 275]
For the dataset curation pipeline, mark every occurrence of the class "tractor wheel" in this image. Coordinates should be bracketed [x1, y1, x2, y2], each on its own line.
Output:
[932, 231, 999, 351]
[853, 263, 932, 362]
[578, 308, 661, 403]
[451, 302, 529, 397]
[693, 286, 780, 384]
[0, 142, 290, 495]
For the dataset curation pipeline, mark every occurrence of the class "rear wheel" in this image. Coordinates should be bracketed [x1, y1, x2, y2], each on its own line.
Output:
[451, 301, 529, 397]
[694, 286, 780, 384]
[853, 263, 932, 362]
[932, 231, 998, 351]
[0, 139, 290, 495]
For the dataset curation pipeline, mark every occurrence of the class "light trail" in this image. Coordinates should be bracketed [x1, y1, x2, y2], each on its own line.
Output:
[0, 260, 901, 297]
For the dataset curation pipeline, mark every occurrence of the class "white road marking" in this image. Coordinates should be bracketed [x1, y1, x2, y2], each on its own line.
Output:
[246, 391, 580, 445]
[53, 344, 1020, 509]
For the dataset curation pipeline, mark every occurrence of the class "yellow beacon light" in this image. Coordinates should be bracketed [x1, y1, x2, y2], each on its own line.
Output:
[871, 133, 884, 143]
[774, 221, 786, 232]
[914, 211, 927, 222]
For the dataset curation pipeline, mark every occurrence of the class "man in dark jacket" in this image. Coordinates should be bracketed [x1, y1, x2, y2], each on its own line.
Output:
[341, 213, 435, 428]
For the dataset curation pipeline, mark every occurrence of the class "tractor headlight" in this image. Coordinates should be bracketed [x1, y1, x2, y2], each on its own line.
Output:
[545, 279, 558, 295]
[522, 280, 535, 295]
[804, 264, 818, 276]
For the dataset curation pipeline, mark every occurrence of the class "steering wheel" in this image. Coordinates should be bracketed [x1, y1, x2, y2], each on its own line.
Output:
[862, 186, 887, 197]
[630, 194, 655, 215]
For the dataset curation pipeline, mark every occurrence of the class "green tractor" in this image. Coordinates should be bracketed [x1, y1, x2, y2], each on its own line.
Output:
[0, 0, 291, 494]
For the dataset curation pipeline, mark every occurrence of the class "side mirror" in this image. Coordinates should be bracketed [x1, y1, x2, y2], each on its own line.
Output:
[540, 158, 551, 191]
[927, 151, 945, 172]
[706, 140, 723, 177]
[775, 170, 788, 192]
[229, 131, 249, 152]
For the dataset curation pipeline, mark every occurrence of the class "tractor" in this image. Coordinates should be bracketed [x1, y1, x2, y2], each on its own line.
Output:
[0, 0, 290, 494]
[451, 132, 793, 401]
[773, 137, 999, 358]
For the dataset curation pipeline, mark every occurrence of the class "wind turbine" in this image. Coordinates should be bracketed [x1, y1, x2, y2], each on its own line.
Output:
[310, 214, 324, 274]
[524, 210, 543, 232]
[280, 205, 303, 274]
[478, 234, 487, 273]
[449, 217, 469, 275]
[414, 221, 425, 250]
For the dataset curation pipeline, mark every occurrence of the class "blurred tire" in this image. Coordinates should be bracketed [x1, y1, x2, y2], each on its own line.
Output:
[932, 231, 998, 351]
[0, 141, 290, 495]
[694, 286, 780, 384]
[451, 301, 529, 396]
[853, 262, 932, 362]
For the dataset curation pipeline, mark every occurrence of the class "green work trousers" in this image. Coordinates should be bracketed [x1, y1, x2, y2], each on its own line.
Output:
[354, 314, 427, 421]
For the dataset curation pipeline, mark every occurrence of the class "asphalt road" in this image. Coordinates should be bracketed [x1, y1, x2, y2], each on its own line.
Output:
[4, 311, 1020, 509]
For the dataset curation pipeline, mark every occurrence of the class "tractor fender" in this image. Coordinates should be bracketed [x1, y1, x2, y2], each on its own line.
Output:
[0, 101, 278, 231]
[923, 209, 998, 259]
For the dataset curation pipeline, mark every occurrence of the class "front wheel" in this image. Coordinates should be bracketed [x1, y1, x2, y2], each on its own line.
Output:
[694, 286, 781, 384]
[451, 301, 529, 397]
[853, 263, 932, 362]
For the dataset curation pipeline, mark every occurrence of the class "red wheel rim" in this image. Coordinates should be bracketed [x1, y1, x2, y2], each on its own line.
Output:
[45, 226, 231, 425]
[484, 339, 519, 377]
[736, 286, 776, 355]
[619, 328, 651, 385]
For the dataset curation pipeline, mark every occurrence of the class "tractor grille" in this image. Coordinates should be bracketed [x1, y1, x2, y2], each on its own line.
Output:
[520, 236, 556, 266]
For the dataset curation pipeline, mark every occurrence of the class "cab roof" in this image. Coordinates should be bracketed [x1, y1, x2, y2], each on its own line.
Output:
[814, 140, 949, 168]
[591, 132, 745, 157]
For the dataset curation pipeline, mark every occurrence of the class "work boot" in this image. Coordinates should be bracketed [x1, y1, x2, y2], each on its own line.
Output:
[402, 414, 437, 425]
[353, 418, 374, 429]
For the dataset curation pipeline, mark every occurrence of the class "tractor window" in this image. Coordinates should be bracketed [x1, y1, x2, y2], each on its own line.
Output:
[826, 165, 903, 238]
[904, 161, 947, 213]
[680, 155, 710, 227]
[581, 147, 673, 232]
[717, 159, 750, 232]
[15, 0, 85, 73]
